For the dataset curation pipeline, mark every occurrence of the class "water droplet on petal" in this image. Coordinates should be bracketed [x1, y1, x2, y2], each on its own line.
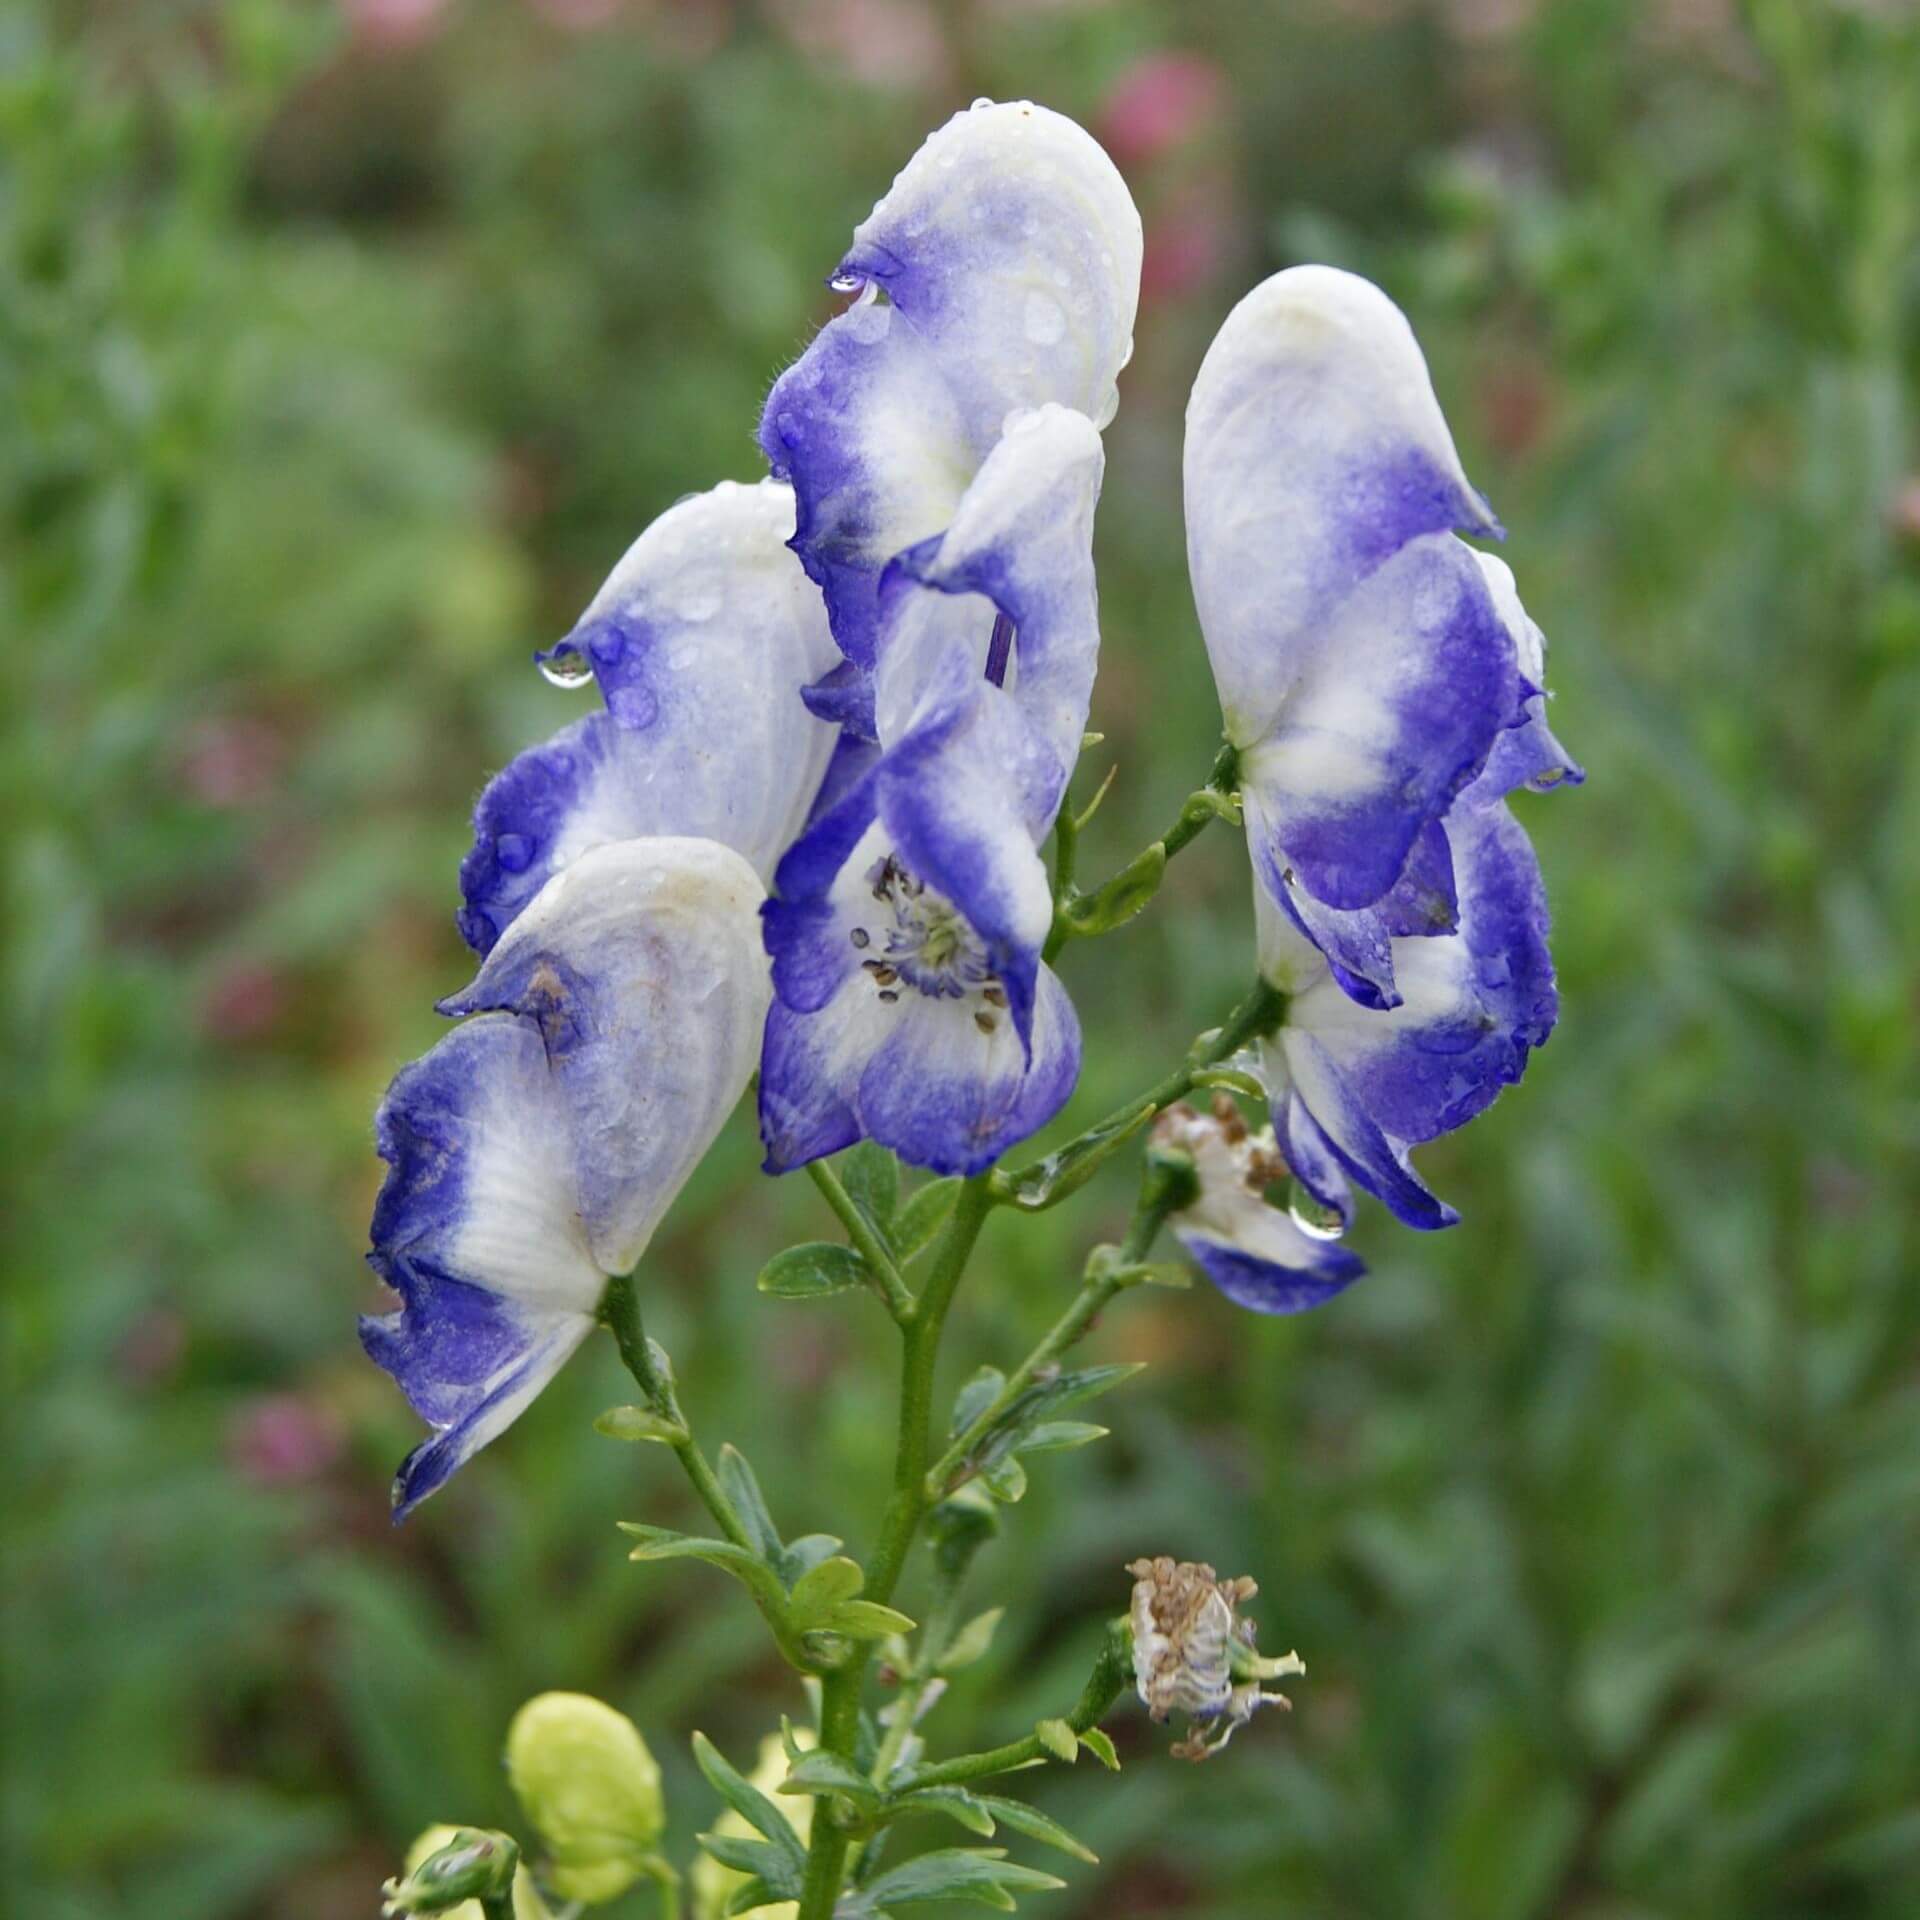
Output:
[1287, 1179, 1346, 1242]
[970, 95, 994, 110]
[539, 648, 595, 690]
[828, 268, 866, 295]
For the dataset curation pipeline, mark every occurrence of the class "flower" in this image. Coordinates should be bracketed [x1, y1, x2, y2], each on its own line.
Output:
[1253, 787, 1557, 1230]
[1184, 266, 1575, 1009]
[458, 479, 841, 957]
[689, 1731, 814, 1920]
[362, 838, 767, 1515]
[757, 405, 1101, 1176]
[759, 98, 1141, 736]
[1151, 1096, 1366, 1312]
[505, 1693, 664, 1905]
[1126, 1556, 1304, 1761]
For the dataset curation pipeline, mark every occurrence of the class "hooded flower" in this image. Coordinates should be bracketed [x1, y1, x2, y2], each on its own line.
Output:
[457, 479, 841, 956]
[1151, 1096, 1365, 1313]
[364, 838, 767, 1515]
[758, 405, 1102, 1176]
[1185, 266, 1575, 1010]
[760, 97, 1142, 736]
[1253, 787, 1558, 1231]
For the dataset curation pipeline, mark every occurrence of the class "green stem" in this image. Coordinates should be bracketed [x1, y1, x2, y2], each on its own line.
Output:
[892, 1625, 1133, 1792]
[794, 1178, 996, 1920]
[808, 1158, 916, 1322]
[636, 1853, 682, 1920]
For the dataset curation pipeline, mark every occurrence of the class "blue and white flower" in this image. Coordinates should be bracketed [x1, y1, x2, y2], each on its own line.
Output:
[760, 98, 1141, 735]
[758, 404, 1103, 1177]
[1185, 266, 1573, 1009]
[1253, 789, 1558, 1231]
[1151, 1097, 1365, 1314]
[458, 480, 841, 956]
[364, 838, 768, 1516]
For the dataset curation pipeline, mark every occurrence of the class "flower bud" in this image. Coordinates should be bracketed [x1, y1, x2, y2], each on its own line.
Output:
[1125, 1556, 1304, 1760]
[689, 1731, 814, 1920]
[385, 1828, 544, 1918]
[505, 1692, 664, 1905]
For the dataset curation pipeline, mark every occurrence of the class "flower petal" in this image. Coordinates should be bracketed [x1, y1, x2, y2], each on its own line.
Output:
[1176, 1227, 1365, 1314]
[441, 838, 770, 1275]
[464, 481, 837, 954]
[1469, 553, 1585, 799]
[1186, 265, 1500, 746]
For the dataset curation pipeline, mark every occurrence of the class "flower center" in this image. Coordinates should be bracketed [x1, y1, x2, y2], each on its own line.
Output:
[848, 854, 1008, 1032]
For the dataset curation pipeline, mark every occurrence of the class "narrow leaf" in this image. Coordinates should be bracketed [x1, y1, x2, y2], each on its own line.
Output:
[951, 1366, 1007, 1436]
[826, 1600, 918, 1640]
[1077, 1728, 1121, 1772]
[692, 1734, 807, 1875]
[716, 1445, 783, 1558]
[893, 1177, 962, 1261]
[757, 1241, 869, 1300]
[992, 1104, 1156, 1213]
[890, 1787, 997, 1838]
[1015, 1421, 1108, 1455]
[937, 1607, 1006, 1675]
[723, 1877, 784, 1917]
[838, 1142, 900, 1233]
[788, 1555, 866, 1625]
[1065, 842, 1167, 936]
[974, 1797, 1099, 1864]
[863, 1849, 1065, 1907]
[779, 1750, 884, 1813]
[1033, 1720, 1078, 1764]
[594, 1404, 686, 1444]
[622, 1528, 787, 1612]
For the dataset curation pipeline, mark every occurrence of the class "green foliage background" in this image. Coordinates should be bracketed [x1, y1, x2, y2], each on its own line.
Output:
[5, 1, 1918, 1914]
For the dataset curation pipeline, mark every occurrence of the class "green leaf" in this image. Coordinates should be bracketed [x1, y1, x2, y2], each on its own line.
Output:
[723, 1876, 787, 1917]
[757, 1241, 869, 1300]
[621, 1527, 788, 1614]
[1033, 1719, 1078, 1764]
[891, 1786, 999, 1837]
[991, 1103, 1156, 1212]
[1076, 1728, 1120, 1772]
[777, 1749, 884, 1813]
[692, 1733, 808, 1880]
[860, 1848, 1066, 1910]
[974, 1797, 1099, 1864]
[838, 1141, 900, 1233]
[825, 1600, 918, 1640]
[1064, 841, 1167, 936]
[1014, 1421, 1108, 1454]
[788, 1555, 866, 1625]
[695, 1831, 794, 1882]
[716, 1445, 783, 1559]
[778, 1533, 847, 1583]
[981, 1455, 1028, 1502]
[951, 1366, 1007, 1434]
[594, 1404, 686, 1444]
[893, 1177, 962, 1261]
[937, 1607, 1006, 1674]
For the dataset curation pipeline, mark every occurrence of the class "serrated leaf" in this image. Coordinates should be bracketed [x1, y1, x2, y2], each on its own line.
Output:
[992, 1103, 1157, 1212]
[826, 1600, 918, 1640]
[891, 1786, 998, 1837]
[716, 1445, 783, 1559]
[758, 1241, 869, 1300]
[839, 1142, 900, 1233]
[594, 1404, 686, 1444]
[894, 1177, 962, 1261]
[937, 1607, 1006, 1674]
[982, 1454, 1028, 1502]
[1033, 1719, 1078, 1764]
[1076, 1728, 1120, 1771]
[1014, 1421, 1108, 1454]
[788, 1555, 866, 1624]
[779, 1749, 884, 1813]
[862, 1848, 1066, 1908]
[974, 1797, 1099, 1864]
[951, 1366, 1006, 1436]
[692, 1734, 808, 1878]
[621, 1527, 788, 1612]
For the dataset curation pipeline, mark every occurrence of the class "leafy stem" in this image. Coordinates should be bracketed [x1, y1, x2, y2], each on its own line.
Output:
[807, 1157, 917, 1322]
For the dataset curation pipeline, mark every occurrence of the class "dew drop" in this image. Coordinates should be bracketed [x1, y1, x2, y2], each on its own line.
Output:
[828, 268, 866, 295]
[539, 648, 594, 690]
[970, 95, 994, 110]
[1286, 1180, 1346, 1242]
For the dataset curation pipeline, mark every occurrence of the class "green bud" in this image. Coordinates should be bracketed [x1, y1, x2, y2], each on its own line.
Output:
[385, 1829, 543, 1919]
[505, 1693, 664, 1905]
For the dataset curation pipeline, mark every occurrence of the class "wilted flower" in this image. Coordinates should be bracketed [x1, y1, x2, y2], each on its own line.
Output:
[1152, 1096, 1365, 1311]
[1127, 1556, 1305, 1761]
[362, 839, 767, 1514]
[1185, 266, 1575, 1010]
[505, 1693, 664, 1904]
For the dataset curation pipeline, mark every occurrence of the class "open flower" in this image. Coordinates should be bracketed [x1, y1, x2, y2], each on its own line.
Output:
[758, 406, 1101, 1176]
[363, 838, 767, 1515]
[760, 98, 1141, 735]
[1152, 1096, 1365, 1312]
[1253, 788, 1557, 1231]
[458, 479, 841, 956]
[1185, 266, 1573, 1009]
[1127, 1556, 1304, 1761]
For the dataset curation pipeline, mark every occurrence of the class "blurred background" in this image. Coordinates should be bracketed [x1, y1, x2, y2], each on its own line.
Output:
[6, 0, 1919, 1915]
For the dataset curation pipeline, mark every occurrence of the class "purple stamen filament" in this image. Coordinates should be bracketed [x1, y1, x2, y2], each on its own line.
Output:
[984, 612, 1014, 688]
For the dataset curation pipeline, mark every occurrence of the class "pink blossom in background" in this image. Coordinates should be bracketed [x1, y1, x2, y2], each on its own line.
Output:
[771, 0, 947, 93]
[200, 961, 288, 1045]
[1099, 51, 1226, 166]
[229, 1393, 347, 1487]
[1140, 179, 1235, 305]
[528, 0, 622, 29]
[181, 714, 284, 810]
[341, 0, 451, 50]
[1892, 477, 1920, 546]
